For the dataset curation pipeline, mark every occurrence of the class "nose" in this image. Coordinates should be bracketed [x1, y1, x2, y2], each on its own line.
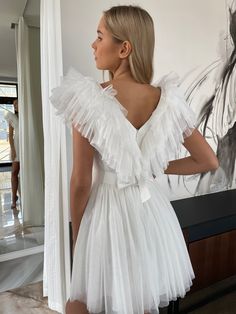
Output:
[91, 40, 96, 49]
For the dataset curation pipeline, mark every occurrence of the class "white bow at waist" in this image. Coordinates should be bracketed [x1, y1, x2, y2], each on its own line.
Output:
[97, 171, 154, 203]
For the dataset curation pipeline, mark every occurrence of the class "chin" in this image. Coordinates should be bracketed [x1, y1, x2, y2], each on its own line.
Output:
[96, 65, 106, 70]
[95, 62, 109, 71]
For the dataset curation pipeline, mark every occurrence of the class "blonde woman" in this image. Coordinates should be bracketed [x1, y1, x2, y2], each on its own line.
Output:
[5, 98, 20, 209]
[51, 5, 219, 314]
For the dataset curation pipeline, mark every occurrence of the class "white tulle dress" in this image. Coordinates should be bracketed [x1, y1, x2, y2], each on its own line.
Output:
[5, 111, 19, 162]
[50, 68, 196, 314]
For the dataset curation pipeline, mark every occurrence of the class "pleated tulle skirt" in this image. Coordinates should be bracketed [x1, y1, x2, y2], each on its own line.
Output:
[70, 177, 195, 314]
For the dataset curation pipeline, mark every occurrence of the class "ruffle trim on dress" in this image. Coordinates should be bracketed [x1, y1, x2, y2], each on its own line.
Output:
[141, 72, 197, 176]
[50, 68, 143, 185]
[4, 111, 18, 129]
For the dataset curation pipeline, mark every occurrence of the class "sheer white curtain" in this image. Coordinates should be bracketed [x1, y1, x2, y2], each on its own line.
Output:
[40, 0, 71, 312]
[15, 17, 44, 226]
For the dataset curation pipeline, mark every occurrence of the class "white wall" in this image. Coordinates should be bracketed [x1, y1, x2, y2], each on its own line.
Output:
[28, 26, 44, 173]
[60, 0, 226, 80]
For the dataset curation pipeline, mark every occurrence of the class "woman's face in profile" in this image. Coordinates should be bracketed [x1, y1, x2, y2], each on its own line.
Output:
[91, 16, 121, 71]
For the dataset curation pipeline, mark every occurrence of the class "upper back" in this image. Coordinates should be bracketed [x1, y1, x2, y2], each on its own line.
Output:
[51, 68, 196, 188]
[101, 80, 161, 130]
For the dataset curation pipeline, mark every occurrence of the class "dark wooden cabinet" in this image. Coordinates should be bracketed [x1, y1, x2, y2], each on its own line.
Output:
[172, 189, 236, 294]
[189, 230, 236, 292]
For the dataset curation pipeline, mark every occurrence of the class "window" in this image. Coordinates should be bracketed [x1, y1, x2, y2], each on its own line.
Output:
[0, 84, 17, 98]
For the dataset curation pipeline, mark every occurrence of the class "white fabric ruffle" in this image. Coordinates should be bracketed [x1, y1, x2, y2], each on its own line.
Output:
[50, 68, 143, 187]
[140, 72, 196, 176]
[5, 111, 18, 129]
[5, 111, 19, 162]
[51, 69, 196, 181]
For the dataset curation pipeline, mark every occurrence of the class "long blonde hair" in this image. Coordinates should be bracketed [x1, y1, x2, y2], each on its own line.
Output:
[103, 5, 155, 84]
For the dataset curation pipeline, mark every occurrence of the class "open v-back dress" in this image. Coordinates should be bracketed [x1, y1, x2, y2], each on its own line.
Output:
[50, 68, 196, 314]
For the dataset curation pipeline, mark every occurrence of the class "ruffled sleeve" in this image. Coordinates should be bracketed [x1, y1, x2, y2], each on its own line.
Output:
[5, 111, 17, 129]
[141, 72, 196, 176]
[50, 68, 143, 185]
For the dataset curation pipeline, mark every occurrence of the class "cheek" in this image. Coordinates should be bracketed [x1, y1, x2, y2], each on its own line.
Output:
[98, 40, 116, 55]
[103, 48, 118, 65]
[95, 40, 119, 69]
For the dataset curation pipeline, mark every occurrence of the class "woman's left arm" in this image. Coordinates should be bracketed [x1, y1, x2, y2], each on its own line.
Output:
[164, 129, 219, 175]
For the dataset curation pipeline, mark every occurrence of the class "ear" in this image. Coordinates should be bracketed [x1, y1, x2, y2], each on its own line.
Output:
[119, 40, 132, 59]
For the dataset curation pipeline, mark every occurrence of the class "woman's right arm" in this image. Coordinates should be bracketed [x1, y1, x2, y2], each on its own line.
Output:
[70, 126, 95, 254]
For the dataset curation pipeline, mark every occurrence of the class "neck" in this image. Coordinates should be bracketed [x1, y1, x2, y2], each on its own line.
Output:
[111, 60, 133, 82]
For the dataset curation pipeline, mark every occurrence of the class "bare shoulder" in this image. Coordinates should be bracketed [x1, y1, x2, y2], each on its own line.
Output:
[133, 82, 161, 105]
[142, 83, 161, 99]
